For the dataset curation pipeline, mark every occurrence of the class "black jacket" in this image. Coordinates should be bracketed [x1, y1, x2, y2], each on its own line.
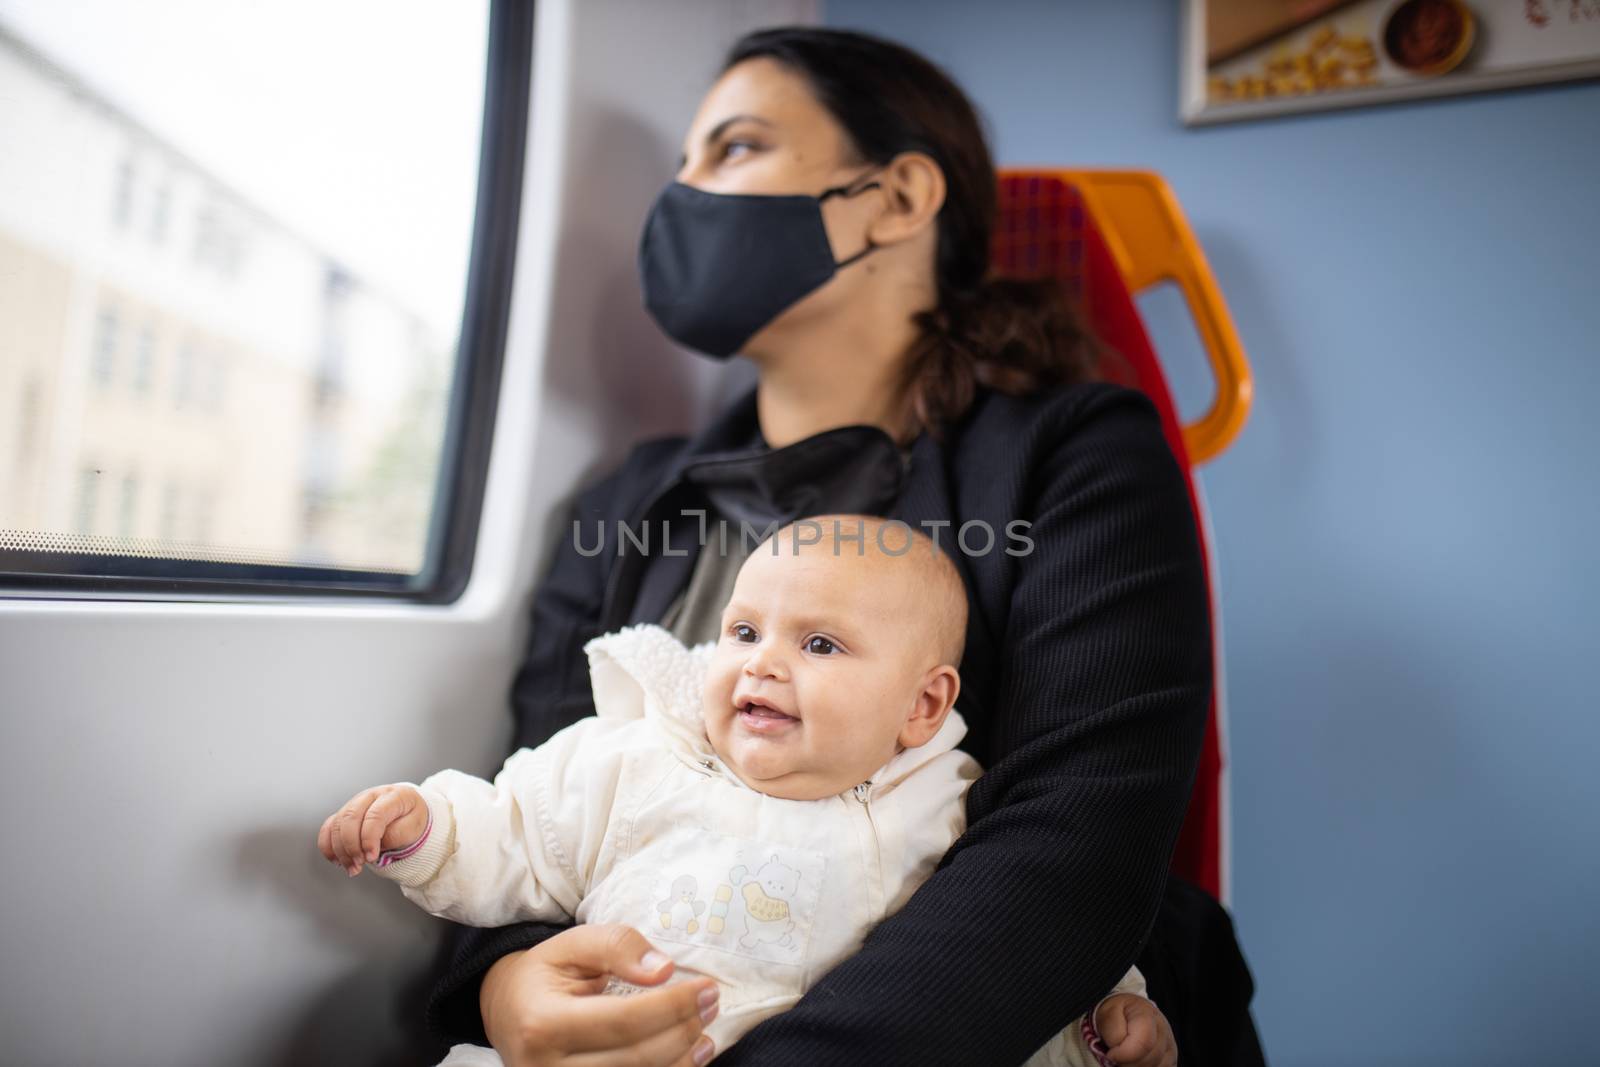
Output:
[423, 379, 1263, 1066]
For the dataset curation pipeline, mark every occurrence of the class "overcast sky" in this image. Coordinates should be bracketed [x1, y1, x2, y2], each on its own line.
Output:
[0, 0, 488, 337]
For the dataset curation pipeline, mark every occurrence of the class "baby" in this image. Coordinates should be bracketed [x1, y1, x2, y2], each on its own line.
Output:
[319, 515, 1165, 1066]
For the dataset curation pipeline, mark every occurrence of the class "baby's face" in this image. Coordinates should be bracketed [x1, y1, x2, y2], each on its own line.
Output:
[702, 541, 947, 801]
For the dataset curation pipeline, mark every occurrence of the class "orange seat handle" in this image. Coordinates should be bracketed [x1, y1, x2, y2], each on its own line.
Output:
[1005, 169, 1253, 464]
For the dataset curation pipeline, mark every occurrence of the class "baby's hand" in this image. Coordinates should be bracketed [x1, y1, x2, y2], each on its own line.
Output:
[316, 784, 428, 878]
[1094, 992, 1177, 1067]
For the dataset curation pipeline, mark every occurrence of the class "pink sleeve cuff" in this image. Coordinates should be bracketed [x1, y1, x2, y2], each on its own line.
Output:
[1081, 1008, 1116, 1067]
[375, 808, 433, 867]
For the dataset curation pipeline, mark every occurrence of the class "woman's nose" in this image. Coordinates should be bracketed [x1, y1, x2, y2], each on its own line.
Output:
[675, 152, 711, 189]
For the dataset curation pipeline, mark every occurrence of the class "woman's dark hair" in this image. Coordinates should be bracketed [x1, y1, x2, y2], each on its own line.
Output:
[723, 27, 1109, 440]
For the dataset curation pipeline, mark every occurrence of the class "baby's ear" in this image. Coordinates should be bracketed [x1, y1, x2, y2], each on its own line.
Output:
[899, 664, 960, 748]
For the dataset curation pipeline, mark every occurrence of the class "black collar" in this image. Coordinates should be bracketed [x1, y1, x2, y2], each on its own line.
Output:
[635, 384, 915, 528]
[603, 384, 920, 629]
[681, 423, 910, 530]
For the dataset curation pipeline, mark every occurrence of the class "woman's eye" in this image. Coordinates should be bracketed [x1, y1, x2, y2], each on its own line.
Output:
[722, 140, 757, 160]
[731, 624, 757, 643]
[805, 635, 838, 656]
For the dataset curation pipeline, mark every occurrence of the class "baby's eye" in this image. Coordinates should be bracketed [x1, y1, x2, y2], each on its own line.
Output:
[731, 623, 757, 643]
[804, 635, 838, 656]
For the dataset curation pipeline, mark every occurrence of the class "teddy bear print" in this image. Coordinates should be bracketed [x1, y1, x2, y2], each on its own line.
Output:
[728, 856, 800, 950]
[655, 874, 707, 934]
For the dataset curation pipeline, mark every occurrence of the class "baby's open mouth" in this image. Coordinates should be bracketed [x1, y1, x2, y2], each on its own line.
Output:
[737, 700, 797, 732]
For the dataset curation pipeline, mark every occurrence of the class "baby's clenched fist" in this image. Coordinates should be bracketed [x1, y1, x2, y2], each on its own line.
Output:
[317, 784, 428, 877]
[1094, 992, 1177, 1067]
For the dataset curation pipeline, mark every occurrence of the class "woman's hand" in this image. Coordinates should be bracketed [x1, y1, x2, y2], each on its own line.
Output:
[482, 924, 719, 1067]
[1094, 994, 1177, 1067]
[317, 784, 429, 876]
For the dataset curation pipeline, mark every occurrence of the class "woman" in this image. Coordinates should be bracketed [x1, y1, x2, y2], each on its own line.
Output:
[423, 26, 1260, 1067]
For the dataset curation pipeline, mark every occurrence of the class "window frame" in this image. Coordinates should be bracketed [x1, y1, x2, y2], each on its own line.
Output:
[0, 0, 532, 605]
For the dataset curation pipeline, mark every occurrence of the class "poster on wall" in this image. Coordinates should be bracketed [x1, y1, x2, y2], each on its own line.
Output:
[1181, 0, 1600, 124]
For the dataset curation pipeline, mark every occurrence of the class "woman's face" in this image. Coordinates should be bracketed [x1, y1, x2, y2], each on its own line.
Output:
[672, 58, 887, 348]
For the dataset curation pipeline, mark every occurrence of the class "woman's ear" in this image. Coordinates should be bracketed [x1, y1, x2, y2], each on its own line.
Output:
[899, 663, 960, 748]
[866, 150, 945, 248]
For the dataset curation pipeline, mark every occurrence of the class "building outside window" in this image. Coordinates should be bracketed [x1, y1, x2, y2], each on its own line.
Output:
[90, 307, 119, 386]
[132, 325, 155, 393]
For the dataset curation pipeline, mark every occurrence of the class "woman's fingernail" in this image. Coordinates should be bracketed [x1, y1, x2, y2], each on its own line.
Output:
[640, 950, 670, 972]
[692, 1036, 715, 1065]
[698, 985, 719, 1023]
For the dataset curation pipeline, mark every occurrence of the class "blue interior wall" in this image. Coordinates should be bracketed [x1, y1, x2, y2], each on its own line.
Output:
[821, 3, 1600, 1063]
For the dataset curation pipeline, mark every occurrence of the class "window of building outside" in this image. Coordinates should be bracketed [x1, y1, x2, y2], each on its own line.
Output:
[0, 1, 496, 595]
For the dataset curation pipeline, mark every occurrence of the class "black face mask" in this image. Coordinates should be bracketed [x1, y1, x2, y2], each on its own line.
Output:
[636, 172, 882, 359]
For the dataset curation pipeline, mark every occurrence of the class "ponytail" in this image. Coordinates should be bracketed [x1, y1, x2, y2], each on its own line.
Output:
[899, 277, 1114, 441]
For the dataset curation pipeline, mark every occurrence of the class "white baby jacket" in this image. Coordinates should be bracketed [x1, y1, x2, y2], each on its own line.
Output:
[375, 623, 1144, 1064]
